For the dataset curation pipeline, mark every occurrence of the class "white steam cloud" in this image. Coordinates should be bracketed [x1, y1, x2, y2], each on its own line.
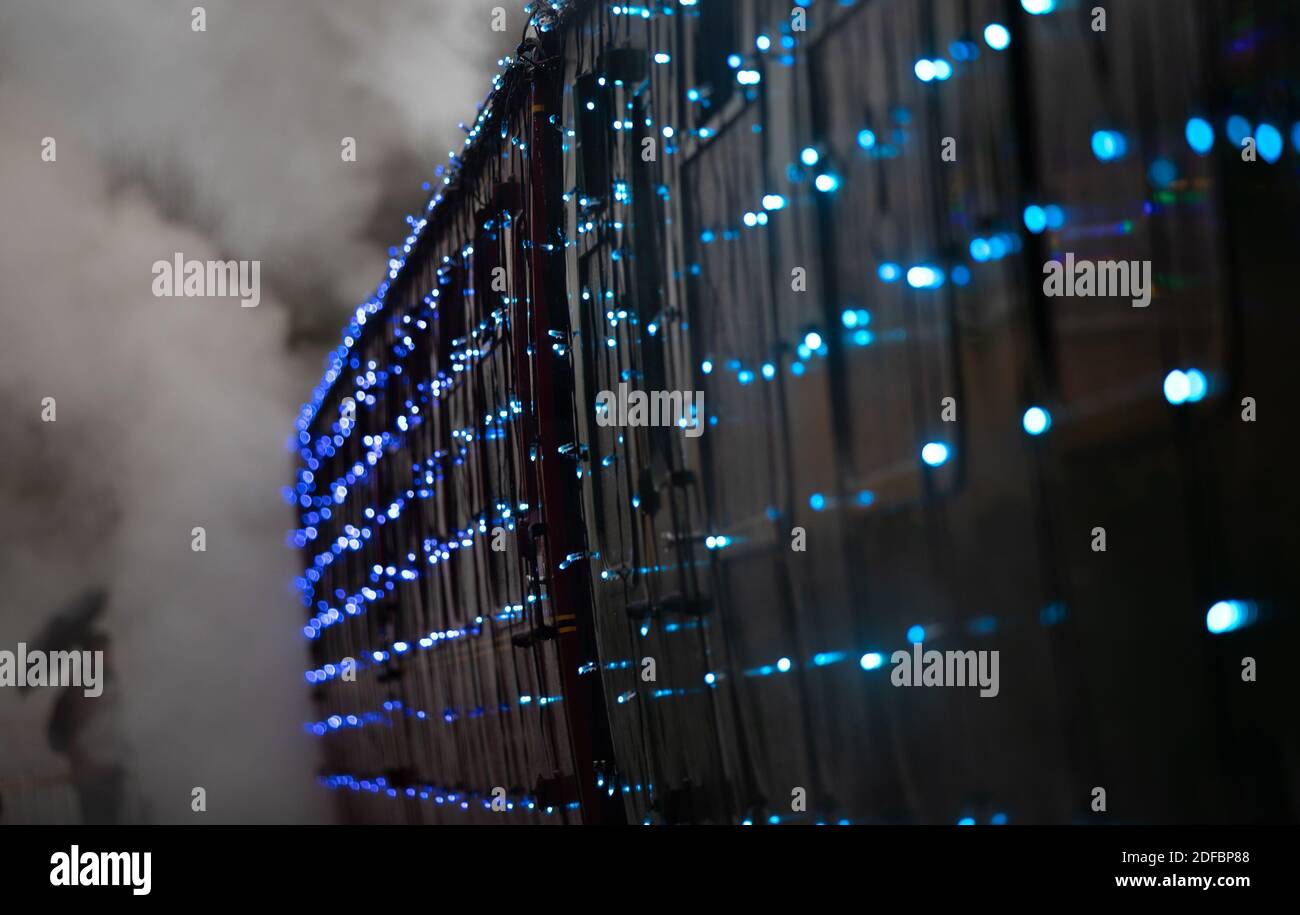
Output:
[0, 0, 514, 822]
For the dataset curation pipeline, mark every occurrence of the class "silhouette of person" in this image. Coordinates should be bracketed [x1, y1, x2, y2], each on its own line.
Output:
[47, 630, 127, 824]
[23, 589, 130, 824]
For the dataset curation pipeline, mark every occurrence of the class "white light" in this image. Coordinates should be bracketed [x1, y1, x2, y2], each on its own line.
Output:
[1022, 406, 1051, 436]
[814, 173, 839, 193]
[984, 23, 1012, 50]
[921, 442, 950, 467]
[906, 266, 943, 289]
[1206, 600, 1256, 634]
[859, 652, 883, 670]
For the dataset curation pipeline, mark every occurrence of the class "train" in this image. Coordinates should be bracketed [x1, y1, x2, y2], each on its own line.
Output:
[291, 0, 1300, 825]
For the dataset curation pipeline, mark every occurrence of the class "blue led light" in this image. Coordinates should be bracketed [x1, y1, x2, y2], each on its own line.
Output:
[857, 128, 877, 150]
[804, 330, 824, 351]
[1023, 205, 1048, 234]
[807, 652, 840, 669]
[755, 35, 771, 52]
[1163, 370, 1191, 405]
[1021, 0, 1056, 13]
[1293, 123, 1300, 153]
[856, 490, 875, 506]
[921, 442, 950, 467]
[931, 59, 953, 81]
[914, 59, 937, 82]
[1256, 123, 1283, 163]
[701, 359, 713, 374]
[1043, 205, 1065, 229]
[1226, 115, 1252, 147]
[1022, 406, 1051, 436]
[1185, 368, 1208, 402]
[1185, 117, 1214, 155]
[1040, 603, 1066, 626]
[809, 492, 826, 511]
[957, 817, 976, 826]
[878, 262, 901, 282]
[800, 146, 820, 167]
[814, 172, 840, 193]
[704, 672, 716, 685]
[984, 23, 1011, 50]
[1206, 600, 1257, 635]
[907, 625, 926, 643]
[762, 194, 787, 211]
[967, 616, 998, 637]
[991, 812, 1009, 825]
[907, 266, 945, 289]
[859, 652, 884, 670]
[1148, 158, 1178, 189]
[1091, 130, 1127, 162]
[776, 657, 792, 673]
[761, 362, 776, 380]
[845, 308, 871, 328]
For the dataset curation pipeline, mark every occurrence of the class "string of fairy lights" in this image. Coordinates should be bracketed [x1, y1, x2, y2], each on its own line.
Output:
[296, 0, 1273, 823]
